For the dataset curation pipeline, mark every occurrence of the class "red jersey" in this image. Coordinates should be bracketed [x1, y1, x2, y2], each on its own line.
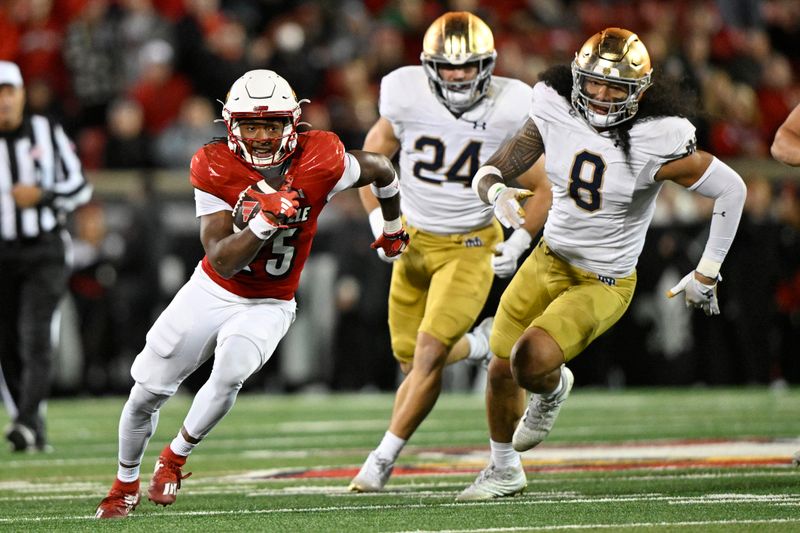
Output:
[190, 130, 347, 300]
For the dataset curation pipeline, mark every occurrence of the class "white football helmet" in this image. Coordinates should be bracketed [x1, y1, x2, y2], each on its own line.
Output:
[420, 12, 496, 114]
[571, 28, 652, 129]
[222, 70, 304, 167]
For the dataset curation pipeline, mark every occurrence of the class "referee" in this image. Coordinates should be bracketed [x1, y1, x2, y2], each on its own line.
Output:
[0, 61, 92, 452]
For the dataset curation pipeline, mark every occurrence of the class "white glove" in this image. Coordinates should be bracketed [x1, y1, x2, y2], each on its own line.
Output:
[492, 228, 532, 278]
[490, 186, 535, 229]
[368, 208, 402, 263]
[667, 271, 721, 316]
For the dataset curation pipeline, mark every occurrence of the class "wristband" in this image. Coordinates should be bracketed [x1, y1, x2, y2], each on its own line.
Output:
[486, 183, 507, 205]
[370, 172, 400, 199]
[383, 217, 402, 234]
[248, 214, 278, 240]
[471, 165, 502, 200]
[696, 257, 721, 279]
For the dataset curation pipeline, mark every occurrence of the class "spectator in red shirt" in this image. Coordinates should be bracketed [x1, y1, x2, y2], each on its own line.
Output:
[128, 39, 192, 136]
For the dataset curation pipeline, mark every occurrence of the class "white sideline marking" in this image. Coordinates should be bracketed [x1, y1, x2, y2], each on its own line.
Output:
[396, 519, 800, 532]
[3, 471, 796, 503]
[2, 493, 799, 523]
[425, 439, 800, 463]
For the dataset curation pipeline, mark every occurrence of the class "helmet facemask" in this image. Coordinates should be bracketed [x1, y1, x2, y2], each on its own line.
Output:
[225, 112, 297, 167]
[222, 70, 305, 168]
[422, 56, 495, 113]
[420, 12, 497, 114]
[570, 28, 653, 129]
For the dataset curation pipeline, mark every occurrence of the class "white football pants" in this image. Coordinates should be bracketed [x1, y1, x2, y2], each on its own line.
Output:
[118, 266, 295, 467]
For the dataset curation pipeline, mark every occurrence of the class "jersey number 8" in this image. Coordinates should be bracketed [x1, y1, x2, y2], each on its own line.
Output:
[569, 151, 605, 212]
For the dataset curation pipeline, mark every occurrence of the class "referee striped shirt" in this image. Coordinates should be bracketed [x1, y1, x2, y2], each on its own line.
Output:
[0, 115, 91, 241]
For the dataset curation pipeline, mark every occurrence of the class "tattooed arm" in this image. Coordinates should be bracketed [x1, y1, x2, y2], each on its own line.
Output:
[471, 118, 544, 228]
[471, 118, 545, 203]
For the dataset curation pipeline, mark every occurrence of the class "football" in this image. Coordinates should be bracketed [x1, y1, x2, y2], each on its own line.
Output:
[232, 180, 276, 232]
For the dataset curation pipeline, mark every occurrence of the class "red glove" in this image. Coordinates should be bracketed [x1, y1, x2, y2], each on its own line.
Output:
[246, 186, 300, 222]
[370, 228, 410, 258]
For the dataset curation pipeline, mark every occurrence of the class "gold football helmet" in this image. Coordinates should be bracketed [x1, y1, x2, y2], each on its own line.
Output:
[420, 12, 496, 113]
[571, 28, 652, 128]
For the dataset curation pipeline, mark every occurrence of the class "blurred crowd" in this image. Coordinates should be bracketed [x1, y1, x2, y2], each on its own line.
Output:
[1, 0, 799, 168]
[4, 0, 799, 393]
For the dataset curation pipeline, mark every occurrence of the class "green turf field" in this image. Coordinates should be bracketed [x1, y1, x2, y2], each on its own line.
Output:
[1, 387, 799, 532]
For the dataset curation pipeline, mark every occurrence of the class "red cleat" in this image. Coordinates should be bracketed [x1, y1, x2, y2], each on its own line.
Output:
[148, 446, 191, 506]
[95, 479, 140, 519]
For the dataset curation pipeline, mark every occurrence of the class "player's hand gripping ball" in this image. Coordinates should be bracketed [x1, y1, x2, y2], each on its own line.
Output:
[232, 179, 299, 232]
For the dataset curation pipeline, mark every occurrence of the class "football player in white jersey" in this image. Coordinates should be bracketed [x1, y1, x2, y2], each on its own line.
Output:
[350, 12, 546, 493]
[461, 28, 747, 500]
[772, 103, 800, 167]
[770, 103, 800, 467]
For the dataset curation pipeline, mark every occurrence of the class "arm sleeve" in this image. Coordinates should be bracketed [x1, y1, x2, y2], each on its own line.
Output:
[326, 152, 361, 200]
[688, 157, 747, 273]
[195, 188, 232, 217]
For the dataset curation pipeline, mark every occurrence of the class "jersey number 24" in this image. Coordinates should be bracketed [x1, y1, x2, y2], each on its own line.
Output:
[412, 137, 481, 187]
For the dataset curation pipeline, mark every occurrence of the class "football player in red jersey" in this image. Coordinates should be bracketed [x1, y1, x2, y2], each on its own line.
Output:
[95, 70, 409, 519]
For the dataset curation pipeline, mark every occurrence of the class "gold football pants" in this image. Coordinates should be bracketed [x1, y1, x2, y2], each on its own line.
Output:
[388, 221, 502, 363]
[491, 239, 636, 362]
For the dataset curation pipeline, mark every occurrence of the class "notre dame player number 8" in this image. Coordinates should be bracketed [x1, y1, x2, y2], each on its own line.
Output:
[568, 150, 605, 212]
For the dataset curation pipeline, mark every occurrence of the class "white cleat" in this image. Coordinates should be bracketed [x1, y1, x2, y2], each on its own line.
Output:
[466, 317, 494, 368]
[793, 451, 800, 467]
[456, 462, 527, 501]
[512, 366, 574, 452]
[348, 451, 394, 492]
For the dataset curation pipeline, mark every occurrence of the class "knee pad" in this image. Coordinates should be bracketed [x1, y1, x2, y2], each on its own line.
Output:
[211, 335, 263, 391]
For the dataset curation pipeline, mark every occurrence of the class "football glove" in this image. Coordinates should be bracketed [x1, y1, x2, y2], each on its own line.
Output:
[490, 186, 535, 229]
[247, 186, 300, 222]
[370, 228, 410, 258]
[368, 208, 405, 263]
[492, 228, 532, 278]
[667, 271, 721, 316]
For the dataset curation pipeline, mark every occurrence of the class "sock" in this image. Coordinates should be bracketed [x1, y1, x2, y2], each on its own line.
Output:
[170, 432, 196, 458]
[490, 439, 521, 469]
[466, 331, 489, 360]
[116, 467, 140, 484]
[375, 431, 406, 462]
[112, 477, 140, 491]
[162, 443, 188, 466]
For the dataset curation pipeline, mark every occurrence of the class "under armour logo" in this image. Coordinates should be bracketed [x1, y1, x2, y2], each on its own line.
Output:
[473, 121, 487, 130]
[713, 211, 726, 217]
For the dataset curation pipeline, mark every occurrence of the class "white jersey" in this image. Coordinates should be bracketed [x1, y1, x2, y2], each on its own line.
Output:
[380, 66, 531, 234]
[531, 82, 696, 277]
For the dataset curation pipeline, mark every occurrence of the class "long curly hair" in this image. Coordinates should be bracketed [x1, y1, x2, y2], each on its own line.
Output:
[538, 65, 700, 164]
